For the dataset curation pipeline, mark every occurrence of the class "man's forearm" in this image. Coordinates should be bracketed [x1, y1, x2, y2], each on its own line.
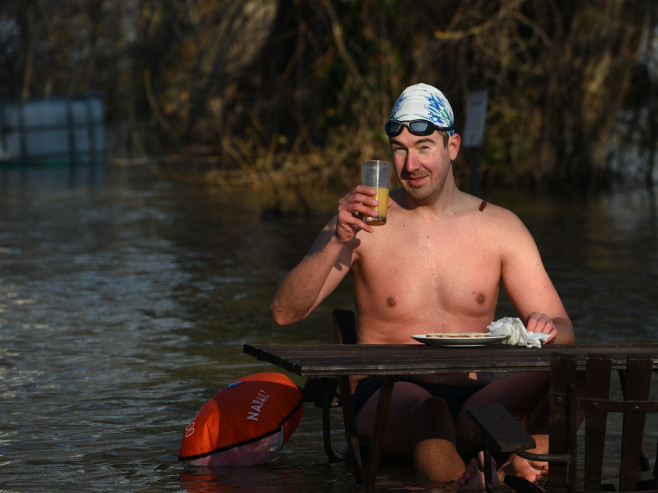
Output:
[270, 232, 351, 326]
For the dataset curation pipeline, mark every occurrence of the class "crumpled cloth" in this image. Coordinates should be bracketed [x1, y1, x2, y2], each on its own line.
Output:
[487, 317, 547, 348]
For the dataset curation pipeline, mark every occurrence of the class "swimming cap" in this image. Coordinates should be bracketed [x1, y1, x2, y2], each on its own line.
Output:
[388, 83, 455, 135]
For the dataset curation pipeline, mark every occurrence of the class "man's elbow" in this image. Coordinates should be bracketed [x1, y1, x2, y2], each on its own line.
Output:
[558, 332, 576, 345]
[270, 301, 299, 326]
[556, 317, 576, 344]
[271, 310, 292, 327]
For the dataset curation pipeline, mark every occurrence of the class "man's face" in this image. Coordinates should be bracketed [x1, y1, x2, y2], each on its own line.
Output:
[389, 128, 461, 204]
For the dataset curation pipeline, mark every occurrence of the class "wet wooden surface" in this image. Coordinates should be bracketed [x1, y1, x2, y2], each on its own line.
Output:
[243, 343, 658, 377]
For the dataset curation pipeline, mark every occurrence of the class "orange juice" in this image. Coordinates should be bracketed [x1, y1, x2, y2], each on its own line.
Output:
[361, 160, 391, 225]
[363, 187, 389, 225]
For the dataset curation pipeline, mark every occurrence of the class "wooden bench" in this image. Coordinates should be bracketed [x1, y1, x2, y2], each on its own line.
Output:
[468, 352, 658, 492]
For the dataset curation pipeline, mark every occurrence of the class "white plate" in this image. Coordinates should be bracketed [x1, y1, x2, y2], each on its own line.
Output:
[411, 333, 507, 347]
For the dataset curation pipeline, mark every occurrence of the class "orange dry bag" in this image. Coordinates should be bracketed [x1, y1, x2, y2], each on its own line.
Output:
[178, 372, 303, 467]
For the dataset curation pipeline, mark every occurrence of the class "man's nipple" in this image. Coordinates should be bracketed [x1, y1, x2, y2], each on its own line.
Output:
[386, 296, 397, 307]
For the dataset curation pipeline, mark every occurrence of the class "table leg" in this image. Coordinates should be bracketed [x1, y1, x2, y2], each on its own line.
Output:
[338, 375, 364, 484]
[482, 438, 494, 491]
[365, 376, 394, 487]
[319, 377, 341, 462]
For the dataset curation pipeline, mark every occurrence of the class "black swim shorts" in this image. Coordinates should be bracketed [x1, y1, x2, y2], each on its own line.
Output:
[351, 377, 487, 419]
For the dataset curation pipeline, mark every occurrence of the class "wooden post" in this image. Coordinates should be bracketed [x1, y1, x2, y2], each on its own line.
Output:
[463, 89, 489, 195]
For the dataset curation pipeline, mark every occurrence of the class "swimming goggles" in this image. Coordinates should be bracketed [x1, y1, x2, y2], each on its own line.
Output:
[384, 119, 454, 137]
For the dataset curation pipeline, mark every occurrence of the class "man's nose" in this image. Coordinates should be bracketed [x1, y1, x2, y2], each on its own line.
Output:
[404, 151, 421, 173]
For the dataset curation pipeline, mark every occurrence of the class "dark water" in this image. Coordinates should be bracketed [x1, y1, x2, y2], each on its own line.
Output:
[0, 164, 656, 492]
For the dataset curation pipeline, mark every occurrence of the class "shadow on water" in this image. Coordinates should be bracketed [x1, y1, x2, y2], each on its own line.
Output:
[0, 163, 656, 491]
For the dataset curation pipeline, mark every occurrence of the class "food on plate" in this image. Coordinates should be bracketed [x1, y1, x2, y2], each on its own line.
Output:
[425, 332, 490, 338]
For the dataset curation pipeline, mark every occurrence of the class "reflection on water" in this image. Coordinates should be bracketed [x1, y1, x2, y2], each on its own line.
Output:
[0, 164, 656, 491]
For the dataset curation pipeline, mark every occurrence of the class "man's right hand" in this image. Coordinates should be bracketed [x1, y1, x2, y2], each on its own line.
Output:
[336, 185, 390, 242]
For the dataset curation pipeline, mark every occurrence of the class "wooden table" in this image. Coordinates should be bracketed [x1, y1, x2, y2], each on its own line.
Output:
[243, 342, 658, 486]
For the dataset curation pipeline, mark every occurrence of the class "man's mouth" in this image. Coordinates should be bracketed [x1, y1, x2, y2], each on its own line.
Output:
[405, 175, 427, 186]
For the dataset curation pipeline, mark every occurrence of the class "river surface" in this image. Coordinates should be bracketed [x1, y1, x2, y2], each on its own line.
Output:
[0, 163, 657, 492]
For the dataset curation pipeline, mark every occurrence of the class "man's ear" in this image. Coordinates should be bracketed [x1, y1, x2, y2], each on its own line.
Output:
[448, 133, 461, 160]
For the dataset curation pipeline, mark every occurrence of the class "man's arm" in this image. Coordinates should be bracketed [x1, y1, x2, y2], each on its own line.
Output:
[270, 184, 383, 326]
[500, 213, 575, 344]
[270, 218, 354, 326]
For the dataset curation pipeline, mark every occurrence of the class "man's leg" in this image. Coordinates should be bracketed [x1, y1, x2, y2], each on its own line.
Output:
[455, 372, 550, 456]
[355, 381, 465, 483]
[455, 372, 550, 486]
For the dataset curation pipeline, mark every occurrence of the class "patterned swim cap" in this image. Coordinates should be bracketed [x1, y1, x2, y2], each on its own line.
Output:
[388, 83, 455, 135]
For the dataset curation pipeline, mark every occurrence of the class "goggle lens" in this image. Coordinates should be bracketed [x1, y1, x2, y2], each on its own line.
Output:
[384, 119, 454, 137]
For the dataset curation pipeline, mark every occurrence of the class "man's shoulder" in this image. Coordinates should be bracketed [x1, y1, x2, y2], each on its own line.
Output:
[460, 195, 531, 239]
[465, 195, 519, 220]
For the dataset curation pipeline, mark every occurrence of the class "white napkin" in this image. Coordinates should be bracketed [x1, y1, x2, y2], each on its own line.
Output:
[487, 317, 548, 348]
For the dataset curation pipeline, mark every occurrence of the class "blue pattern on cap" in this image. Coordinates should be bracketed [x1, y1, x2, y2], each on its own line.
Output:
[389, 83, 455, 135]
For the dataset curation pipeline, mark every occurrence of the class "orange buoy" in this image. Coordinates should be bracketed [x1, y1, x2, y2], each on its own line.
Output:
[178, 372, 303, 467]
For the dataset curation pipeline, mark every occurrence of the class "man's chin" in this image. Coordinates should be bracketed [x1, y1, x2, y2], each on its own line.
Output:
[402, 187, 436, 205]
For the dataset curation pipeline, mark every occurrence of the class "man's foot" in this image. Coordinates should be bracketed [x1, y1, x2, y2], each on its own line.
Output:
[458, 448, 549, 491]
[500, 452, 548, 487]
[458, 452, 498, 491]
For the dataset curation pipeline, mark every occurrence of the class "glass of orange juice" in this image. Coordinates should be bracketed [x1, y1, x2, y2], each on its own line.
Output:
[361, 160, 391, 226]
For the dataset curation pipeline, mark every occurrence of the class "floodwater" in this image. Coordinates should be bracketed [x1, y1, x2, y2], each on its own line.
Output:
[0, 163, 657, 492]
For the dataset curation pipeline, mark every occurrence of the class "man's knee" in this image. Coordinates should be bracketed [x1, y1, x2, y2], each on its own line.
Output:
[418, 395, 451, 418]
[415, 397, 457, 442]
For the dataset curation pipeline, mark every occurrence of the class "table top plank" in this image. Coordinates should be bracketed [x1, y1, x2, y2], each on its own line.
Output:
[243, 343, 658, 377]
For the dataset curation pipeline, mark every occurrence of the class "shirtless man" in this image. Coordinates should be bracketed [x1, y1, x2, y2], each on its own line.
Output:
[271, 83, 575, 485]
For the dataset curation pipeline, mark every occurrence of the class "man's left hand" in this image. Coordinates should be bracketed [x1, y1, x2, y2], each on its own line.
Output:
[526, 312, 558, 343]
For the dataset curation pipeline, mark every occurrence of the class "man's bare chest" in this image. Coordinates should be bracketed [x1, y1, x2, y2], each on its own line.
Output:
[355, 241, 501, 311]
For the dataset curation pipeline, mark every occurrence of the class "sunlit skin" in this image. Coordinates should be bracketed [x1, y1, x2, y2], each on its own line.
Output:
[270, 125, 574, 484]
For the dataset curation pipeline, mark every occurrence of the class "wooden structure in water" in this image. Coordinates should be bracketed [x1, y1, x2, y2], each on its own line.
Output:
[0, 93, 106, 166]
